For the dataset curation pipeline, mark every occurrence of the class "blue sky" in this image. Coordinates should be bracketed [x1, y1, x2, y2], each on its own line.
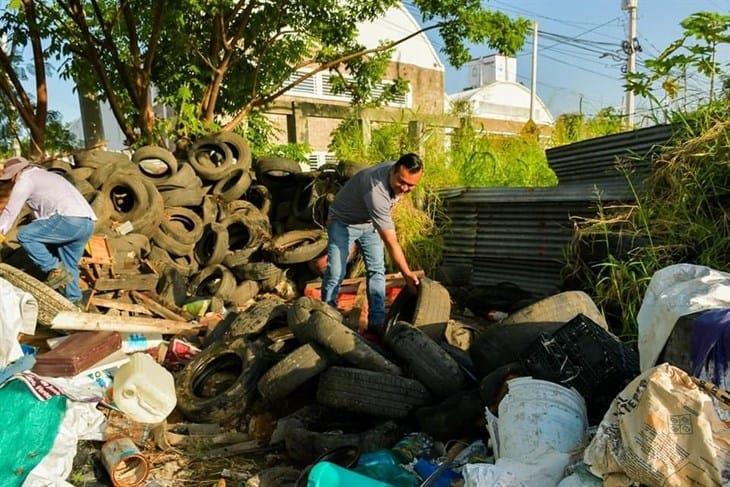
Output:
[37, 0, 730, 123]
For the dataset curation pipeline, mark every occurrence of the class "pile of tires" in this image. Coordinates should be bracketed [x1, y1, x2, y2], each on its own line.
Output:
[0, 135, 365, 309]
[175, 278, 477, 463]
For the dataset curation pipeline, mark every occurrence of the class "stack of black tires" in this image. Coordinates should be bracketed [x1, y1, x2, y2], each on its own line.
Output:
[174, 277, 480, 464]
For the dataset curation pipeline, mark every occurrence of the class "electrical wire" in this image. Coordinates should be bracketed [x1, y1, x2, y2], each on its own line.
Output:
[540, 52, 620, 80]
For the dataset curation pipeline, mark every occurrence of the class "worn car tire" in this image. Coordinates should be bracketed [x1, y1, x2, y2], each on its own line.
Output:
[255, 157, 302, 179]
[155, 163, 201, 191]
[89, 160, 135, 188]
[99, 171, 164, 236]
[386, 278, 451, 340]
[132, 145, 178, 181]
[283, 406, 399, 465]
[270, 230, 327, 265]
[258, 343, 332, 402]
[160, 186, 206, 207]
[213, 132, 252, 170]
[336, 160, 367, 181]
[212, 168, 252, 202]
[159, 207, 204, 246]
[415, 388, 485, 440]
[501, 291, 608, 329]
[470, 323, 563, 378]
[191, 265, 237, 302]
[73, 148, 129, 169]
[176, 338, 277, 423]
[317, 367, 430, 419]
[229, 262, 283, 291]
[194, 223, 229, 266]
[0, 263, 76, 326]
[70, 167, 95, 182]
[151, 227, 195, 257]
[208, 298, 288, 343]
[306, 311, 401, 375]
[246, 185, 272, 216]
[287, 297, 343, 342]
[230, 280, 260, 307]
[187, 137, 235, 181]
[220, 213, 268, 266]
[384, 321, 466, 398]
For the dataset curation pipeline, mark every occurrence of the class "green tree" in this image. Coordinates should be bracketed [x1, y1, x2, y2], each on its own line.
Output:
[625, 11, 730, 114]
[0, 0, 52, 157]
[47, 0, 529, 145]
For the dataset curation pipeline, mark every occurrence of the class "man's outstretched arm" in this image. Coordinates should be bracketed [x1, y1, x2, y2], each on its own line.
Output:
[378, 228, 420, 294]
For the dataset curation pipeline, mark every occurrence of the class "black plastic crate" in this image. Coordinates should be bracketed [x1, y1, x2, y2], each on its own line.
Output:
[519, 313, 640, 424]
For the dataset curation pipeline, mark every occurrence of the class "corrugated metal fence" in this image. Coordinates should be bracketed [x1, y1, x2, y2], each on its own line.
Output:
[439, 124, 674, 296]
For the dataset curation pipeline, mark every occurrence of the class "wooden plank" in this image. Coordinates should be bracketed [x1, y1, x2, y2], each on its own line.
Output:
[130, 291, 191, 322]
[51, 311, 203, 335]
[90, 296, 153, 315]
[94, 274, 158, 291]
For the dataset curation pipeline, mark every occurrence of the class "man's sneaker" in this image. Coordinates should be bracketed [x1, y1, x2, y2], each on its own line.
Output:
[46, 265, 72, 290]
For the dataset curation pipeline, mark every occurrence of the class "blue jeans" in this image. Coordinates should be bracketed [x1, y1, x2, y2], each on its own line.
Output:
[17, 215, 95, 302]
[322, 219, 386, 331]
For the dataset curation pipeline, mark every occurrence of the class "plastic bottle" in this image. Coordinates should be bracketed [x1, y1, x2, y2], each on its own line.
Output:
[307, 462, 390, 487]
[113, 352, 176, 424]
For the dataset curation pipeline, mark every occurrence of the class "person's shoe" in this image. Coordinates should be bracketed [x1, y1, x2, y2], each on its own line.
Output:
[46, 265, 72, 290]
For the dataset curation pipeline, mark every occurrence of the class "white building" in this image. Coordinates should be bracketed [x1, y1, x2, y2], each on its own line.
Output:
[447, 54, 554, 134]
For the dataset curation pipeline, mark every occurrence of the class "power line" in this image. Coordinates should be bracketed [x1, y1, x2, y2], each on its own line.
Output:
[488, 0, 624, 43]
[538, 30, 619, 47]
[541, 52, 620, 80]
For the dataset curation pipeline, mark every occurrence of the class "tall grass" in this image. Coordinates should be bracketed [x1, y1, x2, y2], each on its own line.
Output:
[564, 100, 730, 340]
[328, 111, 558, 273]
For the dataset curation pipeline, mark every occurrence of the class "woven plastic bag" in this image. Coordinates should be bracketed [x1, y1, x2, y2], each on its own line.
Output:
[0, 380, 67, 486]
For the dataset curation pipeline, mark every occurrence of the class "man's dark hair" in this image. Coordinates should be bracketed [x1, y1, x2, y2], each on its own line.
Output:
[394, 153, 423, 173]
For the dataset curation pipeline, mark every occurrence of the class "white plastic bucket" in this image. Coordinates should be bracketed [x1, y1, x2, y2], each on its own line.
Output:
[489, 377, 587, 460]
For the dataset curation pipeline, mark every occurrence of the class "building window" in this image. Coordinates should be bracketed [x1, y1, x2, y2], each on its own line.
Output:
[285, 69, 411, 107]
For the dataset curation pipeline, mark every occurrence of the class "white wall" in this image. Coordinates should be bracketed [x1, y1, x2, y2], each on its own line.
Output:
[356, 5, 444, 71]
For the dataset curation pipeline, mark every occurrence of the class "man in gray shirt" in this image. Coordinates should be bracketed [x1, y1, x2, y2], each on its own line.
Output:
[0, 157, 96, 305]
[323, 153, 423, 337]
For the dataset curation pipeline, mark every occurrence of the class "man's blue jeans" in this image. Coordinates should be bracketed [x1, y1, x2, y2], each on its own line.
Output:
[322, 219, 386, 332]
[17, 215, 95, 303]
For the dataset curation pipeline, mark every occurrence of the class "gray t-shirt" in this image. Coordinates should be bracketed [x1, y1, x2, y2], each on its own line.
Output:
[329, 162, 398, 231]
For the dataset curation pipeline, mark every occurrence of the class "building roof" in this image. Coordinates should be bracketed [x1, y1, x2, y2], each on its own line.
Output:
[448, 81, 554, 125]
[356, 4, 444, 72]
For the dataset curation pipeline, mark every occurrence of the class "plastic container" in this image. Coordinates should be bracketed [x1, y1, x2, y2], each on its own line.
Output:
[413, 458, 461, 487]
[113, 352, 176, 424]
[491, 377, 587, 459]
[307, 462, 390, 487]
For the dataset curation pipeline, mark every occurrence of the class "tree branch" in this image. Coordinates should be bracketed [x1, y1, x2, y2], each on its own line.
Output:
[121, 0, 141, 69]
[23, 0, 47, 155]
[0, 45, 35, 113]
[0, 74, 37, 133]
[144, 0, 165, 75]
[87, 0, 140, 106]
[57, 0, 137, 143]
[223, 23, 444, 131]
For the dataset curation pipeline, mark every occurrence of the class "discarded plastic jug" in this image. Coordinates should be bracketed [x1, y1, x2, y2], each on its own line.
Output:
[307, 462, 390, 487]
[113, 352, 176, 424]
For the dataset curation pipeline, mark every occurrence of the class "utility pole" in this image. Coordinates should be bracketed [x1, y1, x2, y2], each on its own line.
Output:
[529, 20, 538, 121]
[623, 0, 638, 127]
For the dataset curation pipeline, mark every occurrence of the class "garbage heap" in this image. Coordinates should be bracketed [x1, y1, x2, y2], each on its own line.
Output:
[0, 132, 728, 486]
[1, 133, 362, 314]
